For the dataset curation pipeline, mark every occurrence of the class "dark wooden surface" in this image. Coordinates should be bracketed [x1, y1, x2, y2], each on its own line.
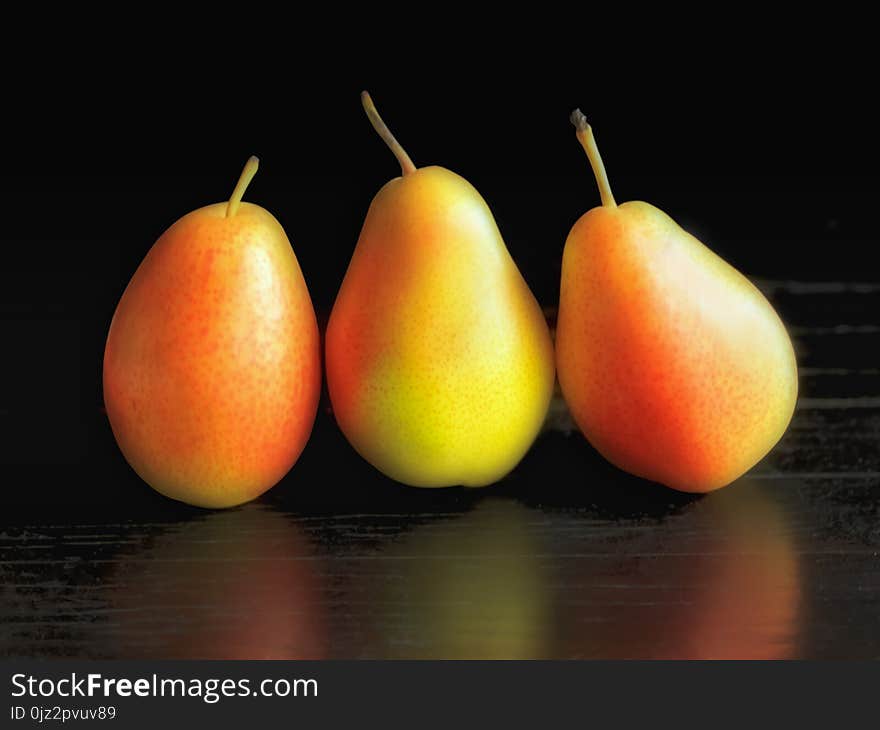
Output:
[1, 280, 879, 659]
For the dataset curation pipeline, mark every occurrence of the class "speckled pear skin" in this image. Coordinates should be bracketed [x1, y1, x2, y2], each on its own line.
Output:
[556, 200, 798, 493]
[326, 166, 555, 488]
[103, 202, 321, 508]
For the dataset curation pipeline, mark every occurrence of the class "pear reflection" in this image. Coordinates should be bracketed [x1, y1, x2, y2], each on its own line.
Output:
[359, 498, 551, 659]
[559, 479, 801, 659]
[111, 504, 324, 659]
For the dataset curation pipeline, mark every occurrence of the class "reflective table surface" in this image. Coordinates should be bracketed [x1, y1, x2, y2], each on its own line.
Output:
[2, 280, 878, 659]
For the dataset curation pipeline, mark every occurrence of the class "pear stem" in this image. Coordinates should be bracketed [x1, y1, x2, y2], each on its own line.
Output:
[570, 110, 616, 208]
[226, 156, 260, 218]
[361, 91, 417, 176]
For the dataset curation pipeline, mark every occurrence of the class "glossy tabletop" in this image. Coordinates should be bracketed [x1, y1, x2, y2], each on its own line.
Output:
[1, 280, 878, 659]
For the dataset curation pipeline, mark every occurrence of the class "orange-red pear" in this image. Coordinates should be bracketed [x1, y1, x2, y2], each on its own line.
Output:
[103, 158, 321, 508]
[555, 111, 798, 493]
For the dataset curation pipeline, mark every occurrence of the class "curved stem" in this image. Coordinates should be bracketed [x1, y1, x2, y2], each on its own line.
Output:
[361, 91, 417, 176]
[226, 156, 260, 218]
[570, 110, 616, 208]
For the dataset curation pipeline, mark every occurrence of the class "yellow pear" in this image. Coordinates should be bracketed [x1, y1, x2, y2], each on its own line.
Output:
[326, 93, 555, 487]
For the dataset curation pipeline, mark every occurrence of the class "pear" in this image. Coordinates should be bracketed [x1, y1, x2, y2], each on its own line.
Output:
[556, 111, 798, 493]
[103, 158, 321, 508]
[326, 93, 555, 488]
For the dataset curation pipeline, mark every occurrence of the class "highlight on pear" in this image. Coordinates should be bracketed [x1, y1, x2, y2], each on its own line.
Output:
[555, 110, 798, 493]
[324, 92, 555, 488]
[103, 157, 322, 509]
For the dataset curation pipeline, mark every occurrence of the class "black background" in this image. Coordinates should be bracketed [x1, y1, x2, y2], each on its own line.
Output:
[1, 32, 876, 514]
